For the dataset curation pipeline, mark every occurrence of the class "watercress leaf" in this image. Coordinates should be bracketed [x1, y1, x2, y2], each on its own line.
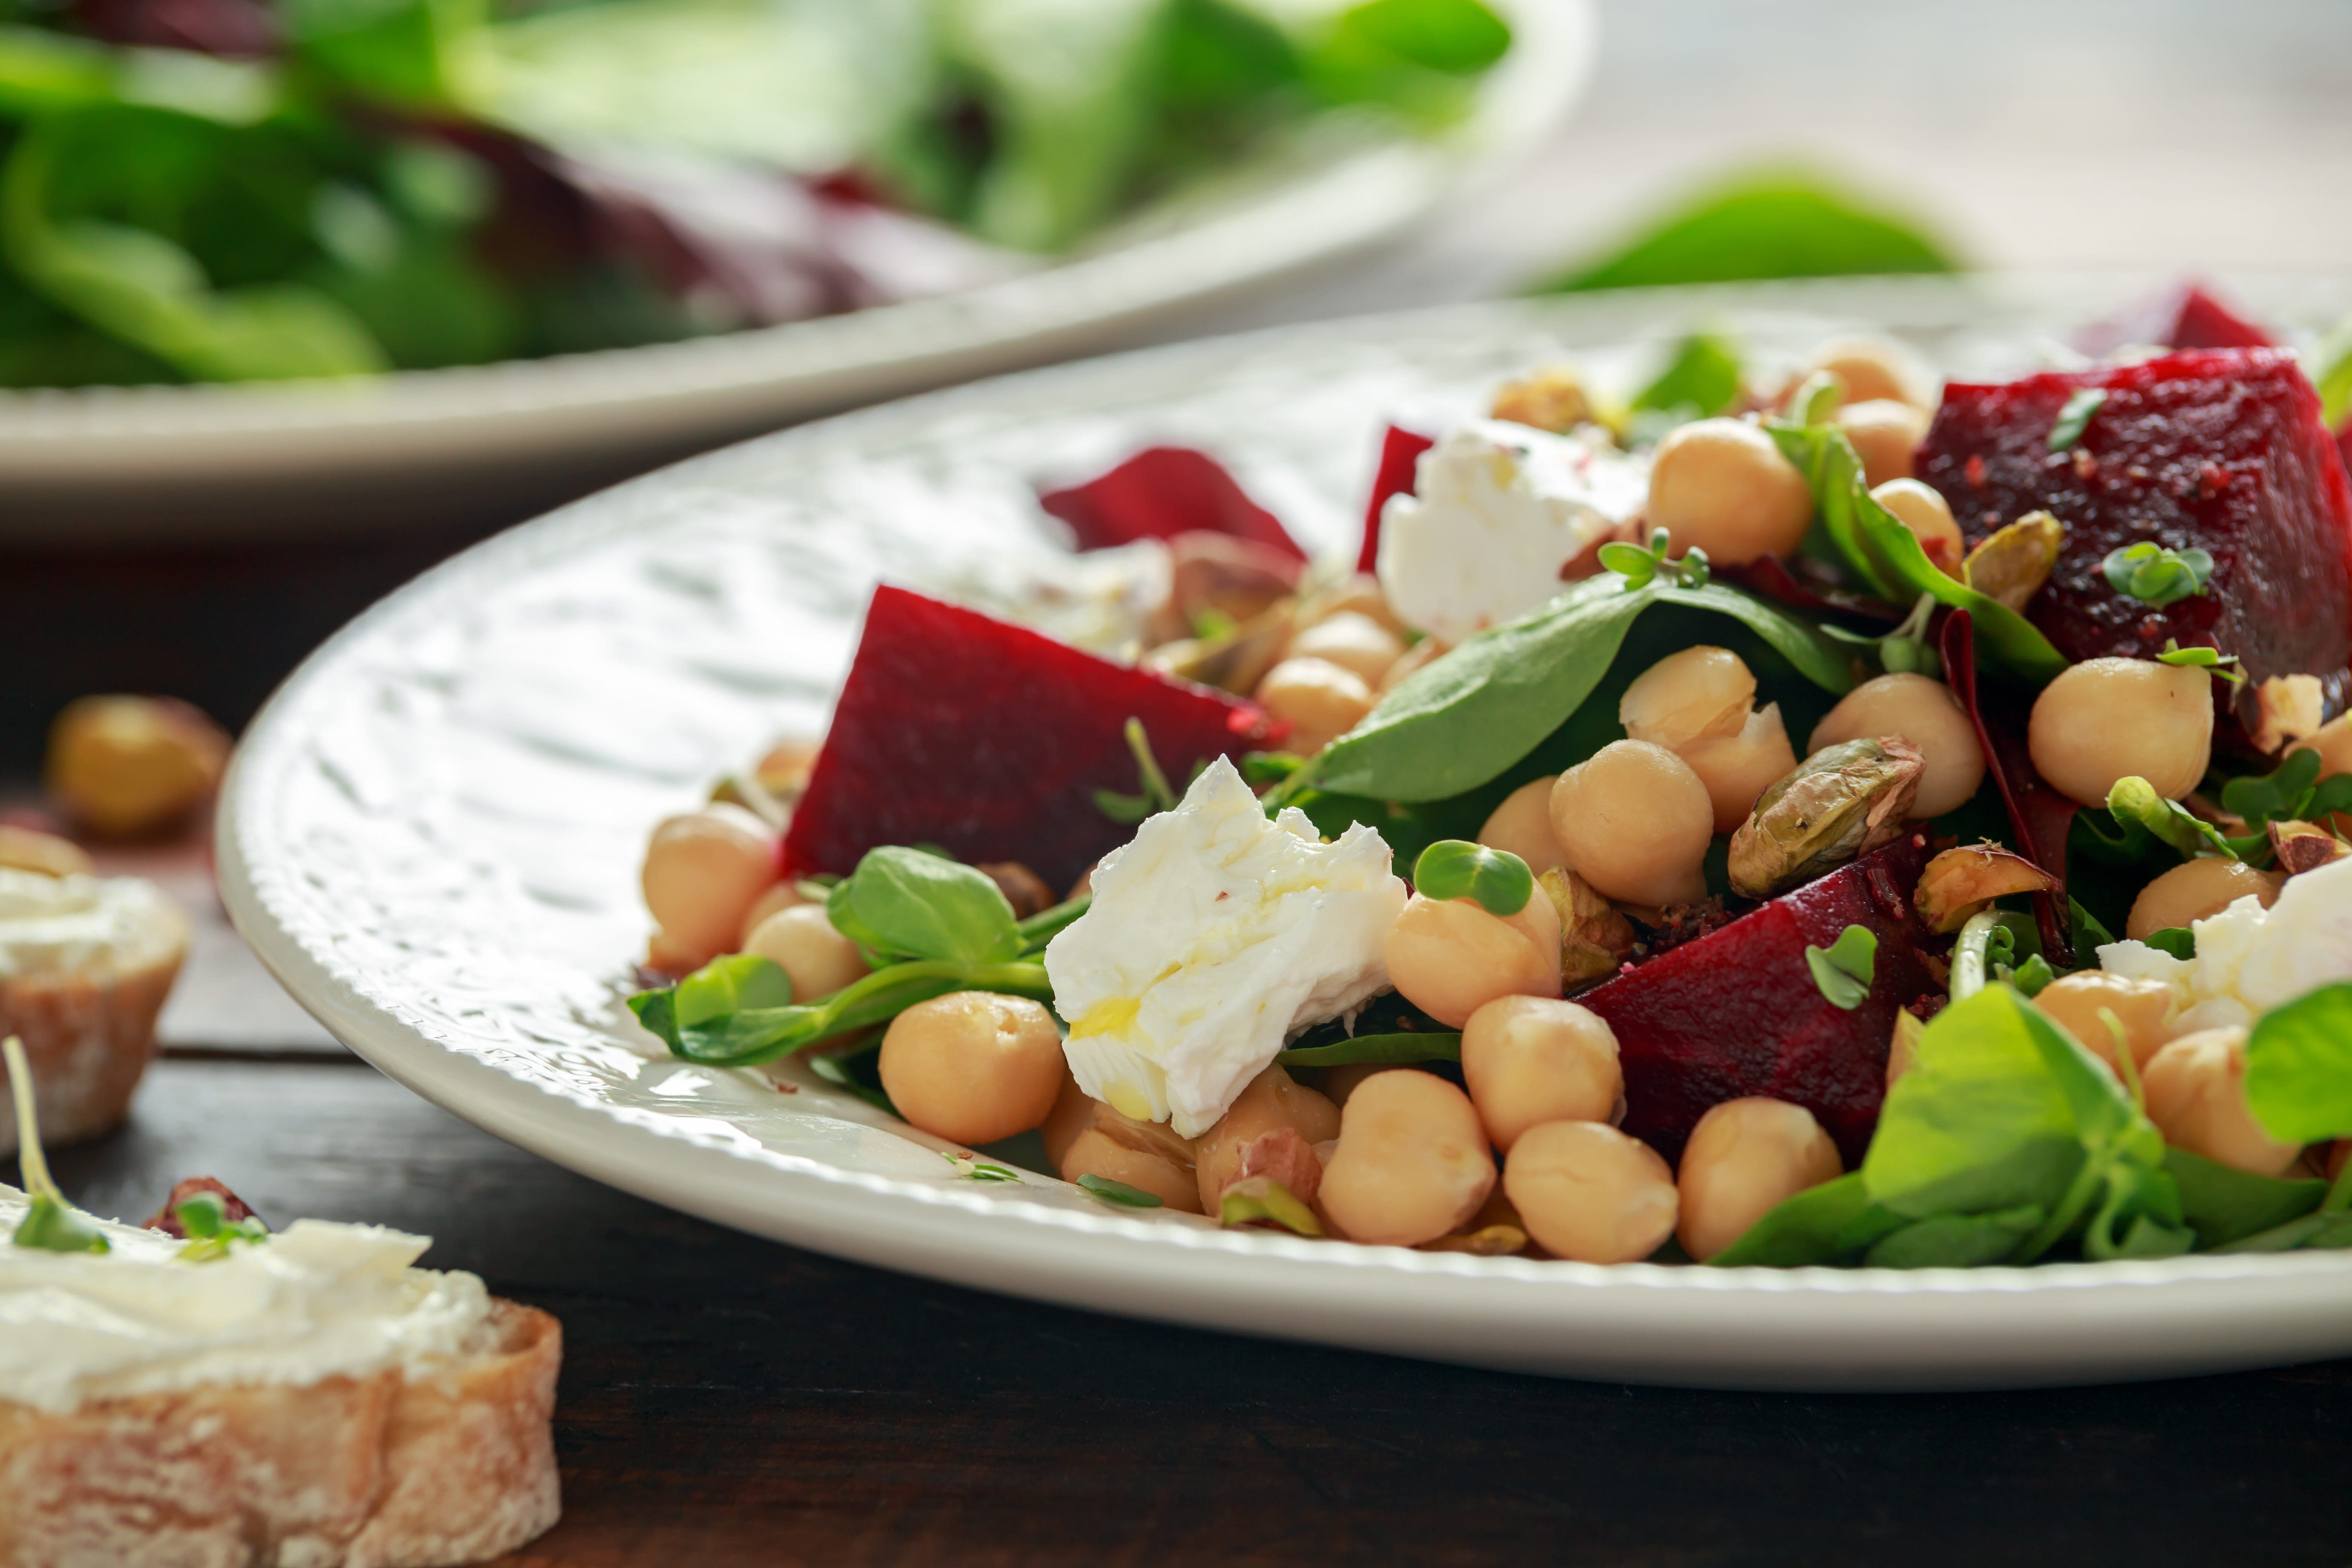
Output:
[2243, 983, 2352, 1145]
[2164, 1146, 2324, 1250]
[1804, 923, 1876, 1010]
[2046, 388, 2105, 452]
[1277, 1031, 1462, 1068]
[1768, 420, 2069, 683]
[1863, 1204, 2046, 1268]
[1861, 986, 2092, 1221]
[1538, 169, 1955, 293]
[839, 845, 1023, 965]
[2143, 926, 2196, 960]
[2105, 776, 2238, 862]
[1413, 839, 1532, 915]
[673, 952, 793, 1030]
[1077, 1172, 1164, 1208]
[1629, 331, 1742, 419]
[2220, 748, 2322, 830]
[1708, 1171, 1904, 1267]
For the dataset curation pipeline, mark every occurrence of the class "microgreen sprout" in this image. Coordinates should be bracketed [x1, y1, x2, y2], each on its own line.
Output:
[1411, 839, 1533, 916]
[4, 1035, 109, 1255]
[1599, 525, 1711, 590]
[2047, 388, 2107, 452]
[174, 1190, 270, 1263]
[1803, 923, 1877, 1010]
[944, 1153, 1022, 1183]
[2155, 639, 2245, 687]
[2220, 747, 2352, 833]
[2101, 541, 2215, 609]
[1825, 591, 1942, 677]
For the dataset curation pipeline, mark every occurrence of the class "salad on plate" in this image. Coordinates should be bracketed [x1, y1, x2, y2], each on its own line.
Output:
[626, 280, 2352, 1272]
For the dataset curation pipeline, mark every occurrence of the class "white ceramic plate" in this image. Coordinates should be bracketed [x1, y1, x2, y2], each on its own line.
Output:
[0, 0, 1589, 544]
[218, 274, 2352, 1391]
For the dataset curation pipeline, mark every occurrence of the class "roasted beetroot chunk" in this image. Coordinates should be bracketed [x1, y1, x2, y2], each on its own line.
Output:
[1357, 424, 1434, 574]
[1918, 349, 2352, 732]
[1038, 447, 1303, 560]
[2075, 282, 2275, 357]
[782, 587, 1281, 891]
[1580, 832, 1935, 1166]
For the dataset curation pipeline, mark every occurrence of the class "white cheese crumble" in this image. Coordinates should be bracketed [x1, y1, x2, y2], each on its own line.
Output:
[2098, 858, 2352, 1032]
[1043, 756, 1406, 1137]
[1375, 419, 1649, 645]
[0, 1188, 494, 1414]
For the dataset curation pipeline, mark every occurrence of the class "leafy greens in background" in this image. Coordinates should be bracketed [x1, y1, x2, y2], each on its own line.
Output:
[1536, 167, 1959, 294]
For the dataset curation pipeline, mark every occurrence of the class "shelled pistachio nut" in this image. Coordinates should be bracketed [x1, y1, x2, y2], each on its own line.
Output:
[1537, 866, 1639, 986]
[1913, 842, 2059, 933]
[1728, 738, 1924, 899]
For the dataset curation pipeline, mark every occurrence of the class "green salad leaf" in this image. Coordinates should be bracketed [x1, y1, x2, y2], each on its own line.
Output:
[2219, 747, 2352, 834]
[285, 0, 483, 109]
[1412, 839, 1531, 914]
[1707, 1172, 1900, 1267]
[1625, 330, 1743, 435]
[2243, 983, 2352, 1149]
[827, 845, 1024, 966]
[1538, 168, 1957, 293]
[2164, 1147, 2324, 1250]
[1767, 417, 2069, 684]
[1277, 1031, 1461, 1068]
[1306, 572, 1851, 802]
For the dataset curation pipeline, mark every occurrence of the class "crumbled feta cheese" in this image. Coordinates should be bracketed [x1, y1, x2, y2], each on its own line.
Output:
[2098, 858, 2352, 1030]
[1375, 420, 1649, 646]
[1043, 756, 1407, 1137]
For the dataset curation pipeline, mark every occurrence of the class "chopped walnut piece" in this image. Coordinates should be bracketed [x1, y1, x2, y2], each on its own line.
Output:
[2250, 675, 2326, 755]
[1913, 842, 2058, 934]
[1489, 365, 1594, 433]
[2269, 820, 2350, 878]
[1960, 511, 2064, 613]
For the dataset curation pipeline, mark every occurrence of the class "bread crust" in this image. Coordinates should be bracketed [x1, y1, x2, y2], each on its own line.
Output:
[0, 901, 188, 1156]
[0, 1298, 560, 1568]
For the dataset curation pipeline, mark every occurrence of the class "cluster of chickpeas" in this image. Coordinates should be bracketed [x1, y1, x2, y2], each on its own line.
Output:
[1248, 576, 1445, 755]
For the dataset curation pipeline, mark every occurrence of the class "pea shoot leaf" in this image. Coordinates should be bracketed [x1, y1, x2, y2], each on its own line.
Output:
[829, 845, 1023, 966]
[2105, 776, 2238, 863]
[2243, 983, 2352, 1147]
[1707, 1171, 1902, 1267]
[2101, 541, 2214, 608]
[1412, 839, 1531, 915]
[2164, 1147, 2324, 1250]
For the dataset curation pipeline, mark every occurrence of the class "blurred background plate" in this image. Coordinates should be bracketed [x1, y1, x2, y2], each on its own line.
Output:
[0, 0, 1589, 545]
[219, 275, 2352, 1390]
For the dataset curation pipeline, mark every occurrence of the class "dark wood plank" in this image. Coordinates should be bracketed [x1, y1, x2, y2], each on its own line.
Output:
[44, 1060, 2352, 1568]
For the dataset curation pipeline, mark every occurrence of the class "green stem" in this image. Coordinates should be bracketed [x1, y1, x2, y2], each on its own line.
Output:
[1950, 910, 2002, 1002]
[3, 1035, 58, 1201]
[672, 960, 1052, 1067]
[2012, 1143, 2115, 1264]
[1017, 894, 1091, 952]
[1122, 717, 1177, 814]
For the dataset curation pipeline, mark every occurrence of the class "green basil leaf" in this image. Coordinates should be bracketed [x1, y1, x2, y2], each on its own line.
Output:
[1306, 573, 1852, 802]
[1768, 420, 2070, 684]
[1708, 1171, 1904, 1267]
[9, 1191, 111, 1254]
[2143, 926, 2196, 960]
[1864, 1204, 2046, 1268]
[2105, 776, 2238, 862]
[2244, 982, 2352, 1145]
[1804, 923, 1877, 1010]
[674, 953, 792, 1030]
[1277, 1031, 1462, 1068]
[1412, 839, 1532, 915]
[2046, 388, 2106, 452]
[1629, 331, 1742, 419]
[1538, 170, 1955, 293]
[2164, 1147, 2324, 1250]
[837, 845, 1023, 966]
[1077, 1173, 1164, 1208]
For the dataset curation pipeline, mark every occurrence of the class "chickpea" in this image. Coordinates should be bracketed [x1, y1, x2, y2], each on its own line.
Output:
[1503, 1120, 1678, 1264]
[1460, 996, 1622, 1152]
[1646, 418, 1815, 566]
[641, 803, 778, 967]
[744, 903, 868, 1000]
[1550, 741, 1714, 906]
[2028, 657, 2214, 806]
[1319, 1062, 1402, 1109]
[2126, 858, 2280, 940]
[878, 992, 1066, 1147]
[1288, 612, 1404, 686]
[1833, 398, 1930, 489]
[1194, 1066, 1340, 1211]
[1807, 673, 1986, 818]
[1870, 478, 1963, 574]
[1059, 1128, 1204, 1213]
[1803, 336, 1932, 412]
[1680, 703, 1799, 834]
[2034, 972, 2178, 1071]
[1476, 776, 1568, 879]
[2142, 1028, 2303, 1176]
[1383, 889, 1562, 1029]
[1040, 1072, 1095, 1167]
[2289, 714, 2352, 834]
[1618, 645, 1755, 751]
[738, 879, 812, 949]
[1298, 573, 1407, 637]
[1255, 656, 1375, 756]
[1674, 1097, 1842, 1261]
[1318, 1070, 1497, 1247]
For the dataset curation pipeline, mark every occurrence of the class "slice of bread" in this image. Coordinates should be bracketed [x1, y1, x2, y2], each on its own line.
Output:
[0, 1297, 561, 1568]
[0, 875, 188, 1156]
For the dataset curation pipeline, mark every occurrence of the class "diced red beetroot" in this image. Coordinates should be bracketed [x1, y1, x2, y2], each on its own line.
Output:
[782, 587, 1283, 891]
[1357, 425, 1434, 574]
[2076, 282, 2275, 357]
[1580, 832, 1936, 1167]
[142, 1177, 260, 1237]
[1038, 447, 1303, 561]
[1917, 349, 2352, 735]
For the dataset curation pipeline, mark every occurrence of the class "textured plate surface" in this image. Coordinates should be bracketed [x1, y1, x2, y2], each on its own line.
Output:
[219, 275, 2352, 1391]
[0, 0, 1587, 542]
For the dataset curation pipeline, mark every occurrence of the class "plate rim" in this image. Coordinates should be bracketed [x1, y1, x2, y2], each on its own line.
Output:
[214, 274, 2352, 1389]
